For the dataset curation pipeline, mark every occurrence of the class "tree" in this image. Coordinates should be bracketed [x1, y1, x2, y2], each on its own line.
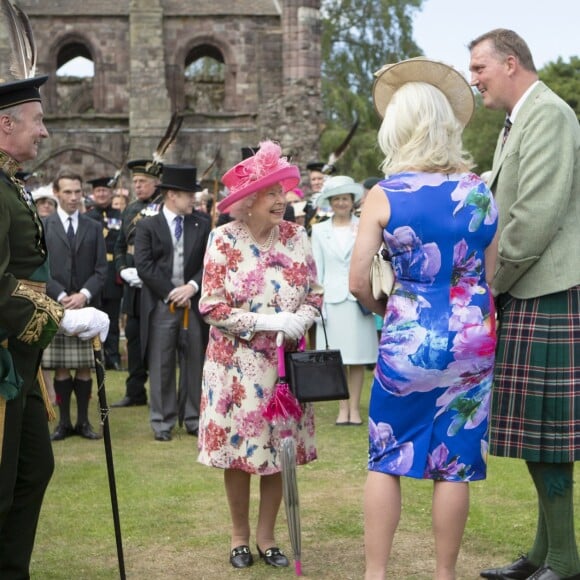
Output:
[539, 56, 580, 119]
[319, 0, 424, 180]
[462, 95, 504, 174]
[319, 3, 579, 179]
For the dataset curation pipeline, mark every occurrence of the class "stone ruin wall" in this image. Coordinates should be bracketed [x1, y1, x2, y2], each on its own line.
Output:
[3, 0, 322, 194]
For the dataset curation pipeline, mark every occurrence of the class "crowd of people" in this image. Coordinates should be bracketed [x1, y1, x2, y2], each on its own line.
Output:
[0, 16, 578, 580]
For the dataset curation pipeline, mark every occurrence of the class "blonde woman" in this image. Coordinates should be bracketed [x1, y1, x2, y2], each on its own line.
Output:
[350, 58, 499, 580]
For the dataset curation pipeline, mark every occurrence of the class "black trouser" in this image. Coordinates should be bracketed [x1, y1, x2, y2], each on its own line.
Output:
[100, 297, 121, 367]
[0, 342, 54, 578]
[124, 314, 147, 402]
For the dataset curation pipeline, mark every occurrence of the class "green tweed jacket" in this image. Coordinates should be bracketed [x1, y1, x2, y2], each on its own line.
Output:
[488, 81, 580, 299]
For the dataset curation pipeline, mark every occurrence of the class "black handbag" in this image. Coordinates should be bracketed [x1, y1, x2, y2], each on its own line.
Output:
[284, 311, 349, 403]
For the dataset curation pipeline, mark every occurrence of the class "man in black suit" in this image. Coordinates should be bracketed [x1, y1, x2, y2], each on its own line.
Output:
[42, 170, 107, 440]
[134, 165, 210, 441]
[86, 177, 123, 370]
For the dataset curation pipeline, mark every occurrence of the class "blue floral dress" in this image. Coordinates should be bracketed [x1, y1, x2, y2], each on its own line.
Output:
[368, 172, 498, 482]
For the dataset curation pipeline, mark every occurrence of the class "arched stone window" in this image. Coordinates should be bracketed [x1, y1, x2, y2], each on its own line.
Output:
[55, 42, 95, 114]
[184, 45, 225, 113]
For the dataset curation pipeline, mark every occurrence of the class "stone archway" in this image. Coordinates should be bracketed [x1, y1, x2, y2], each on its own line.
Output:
[47, 32, 102, 113]
[171, 34, 238, 114]
[10, 0, 323, 181]
[184, 44, 225, 114]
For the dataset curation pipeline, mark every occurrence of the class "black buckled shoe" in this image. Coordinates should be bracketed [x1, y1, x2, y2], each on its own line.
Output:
[480, 555, 540, 579]
[230, 545, 253, 568]
[257, 546, 289, 568]
[50, 423, 75, 441]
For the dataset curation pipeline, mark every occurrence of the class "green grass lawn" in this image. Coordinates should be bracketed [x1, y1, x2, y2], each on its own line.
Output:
[32, 370, 579, 579]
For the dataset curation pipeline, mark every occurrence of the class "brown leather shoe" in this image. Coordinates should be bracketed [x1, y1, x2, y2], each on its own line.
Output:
[480, 555, 540, 579]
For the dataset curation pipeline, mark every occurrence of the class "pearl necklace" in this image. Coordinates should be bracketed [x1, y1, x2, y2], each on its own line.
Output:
[248, 226, 276, 251]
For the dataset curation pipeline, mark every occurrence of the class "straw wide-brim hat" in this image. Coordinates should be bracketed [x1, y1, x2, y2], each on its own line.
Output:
[316, 175, 364, 208]
[372, 57, 474, 127]
[218, 140, 300, 213]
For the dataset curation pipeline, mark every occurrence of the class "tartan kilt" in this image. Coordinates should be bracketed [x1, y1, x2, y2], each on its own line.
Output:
[491, 287, 580, 462]
[42, 333, 95, 369]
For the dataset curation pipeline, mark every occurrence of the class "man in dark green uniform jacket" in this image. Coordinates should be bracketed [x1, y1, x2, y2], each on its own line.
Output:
[0, 76, 109, 578]
[112, 159, 162, 407]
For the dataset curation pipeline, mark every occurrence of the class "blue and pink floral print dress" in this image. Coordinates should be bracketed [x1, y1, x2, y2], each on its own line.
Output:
[368, 172, 498, 482]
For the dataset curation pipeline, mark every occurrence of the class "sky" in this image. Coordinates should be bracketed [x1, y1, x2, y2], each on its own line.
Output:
[413, 0, 579, 79]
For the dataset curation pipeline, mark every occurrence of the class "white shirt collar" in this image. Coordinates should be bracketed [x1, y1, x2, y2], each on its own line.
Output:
[162, 205, 179, 225]
[509, 80, 540, 124]
[162, 205, 185, 242]
[57, 207, 79, 228]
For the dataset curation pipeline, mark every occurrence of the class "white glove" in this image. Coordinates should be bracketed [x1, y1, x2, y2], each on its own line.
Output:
[120, 267, 143, 288]
[254, 312, 305, 340]
[59, 307, 110, 342]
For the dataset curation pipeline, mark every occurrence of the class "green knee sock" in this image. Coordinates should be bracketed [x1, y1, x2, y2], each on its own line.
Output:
[526, 495, 547, 567]
[527, 461, 580, 577]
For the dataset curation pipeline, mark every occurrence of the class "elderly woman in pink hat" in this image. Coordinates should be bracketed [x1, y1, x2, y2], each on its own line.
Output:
[197, 140, 323, 569]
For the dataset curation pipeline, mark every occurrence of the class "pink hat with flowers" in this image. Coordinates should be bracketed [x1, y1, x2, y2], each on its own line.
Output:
[218, 140, 300, 212]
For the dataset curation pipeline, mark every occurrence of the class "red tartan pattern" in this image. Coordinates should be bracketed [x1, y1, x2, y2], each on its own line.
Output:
[491, 288, 580, 462]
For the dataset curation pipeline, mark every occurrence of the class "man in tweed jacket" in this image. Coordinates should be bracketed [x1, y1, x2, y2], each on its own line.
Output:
[470, 29, 580, 580]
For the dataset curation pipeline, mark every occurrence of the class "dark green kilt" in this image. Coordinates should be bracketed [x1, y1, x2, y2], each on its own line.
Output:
[491, 288, 580, 462]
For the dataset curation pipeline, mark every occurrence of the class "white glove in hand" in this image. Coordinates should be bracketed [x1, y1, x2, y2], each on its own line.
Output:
[255, 312, 304, 340]
[120, 267, 143, 288]
[60, 307, 110, 342]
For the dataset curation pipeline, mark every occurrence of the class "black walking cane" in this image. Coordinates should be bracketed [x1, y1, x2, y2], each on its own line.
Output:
[92, 337, 126, 580]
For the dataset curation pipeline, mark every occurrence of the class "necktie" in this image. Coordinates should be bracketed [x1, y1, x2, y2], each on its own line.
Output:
[66, 217, 75, 243]
[502, 117, 512, 147]
[174, 216, 183, 242]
